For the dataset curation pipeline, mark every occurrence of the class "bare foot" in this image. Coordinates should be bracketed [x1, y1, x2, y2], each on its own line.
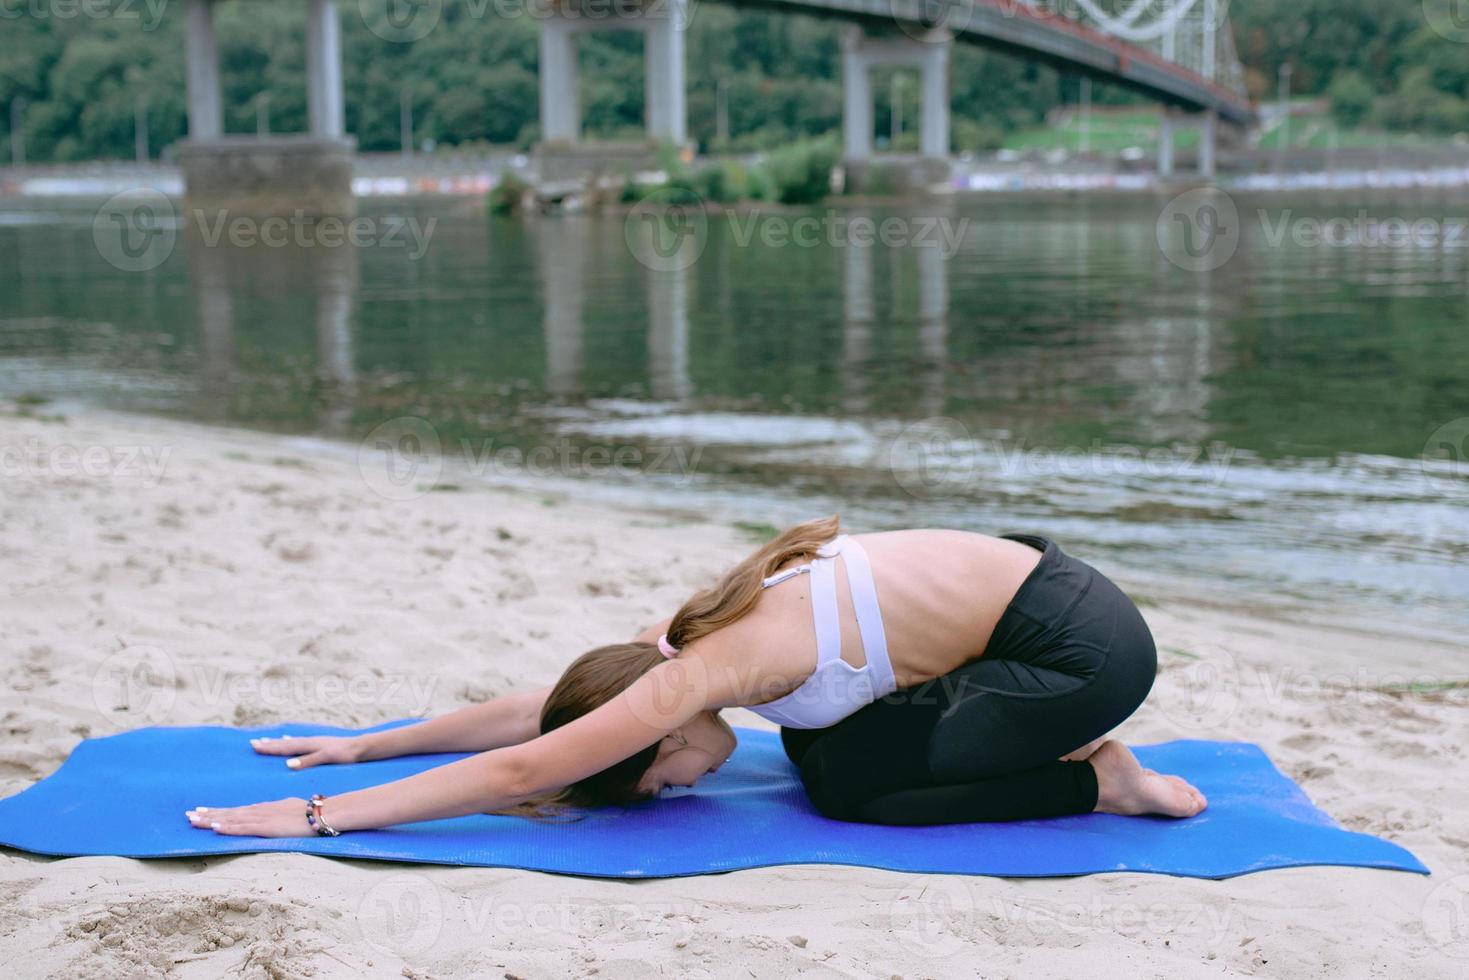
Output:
[1088, 740, 1207, 818]
[1061, 736, 1106, 762]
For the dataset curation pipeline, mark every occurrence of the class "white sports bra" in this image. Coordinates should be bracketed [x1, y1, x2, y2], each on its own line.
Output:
[745, 535, 899, 730]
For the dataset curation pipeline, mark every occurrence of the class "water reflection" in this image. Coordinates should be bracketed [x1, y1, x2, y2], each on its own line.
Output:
[312, 240, 358, 436]
[536, 216, 585, 398]
[1, 195, 1467, 625]
[647, 251, 692, 402]
[187, 225, 235, 420]
[841, 223, 875, 415]
[916, 240, 948, 418]
[183, 223, 360, 434]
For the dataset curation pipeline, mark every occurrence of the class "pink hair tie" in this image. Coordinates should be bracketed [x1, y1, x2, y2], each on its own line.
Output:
[656, 634, 680, 658]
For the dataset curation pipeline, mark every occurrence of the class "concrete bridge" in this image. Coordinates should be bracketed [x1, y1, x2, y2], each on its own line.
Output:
[177, 0, 1254, 213]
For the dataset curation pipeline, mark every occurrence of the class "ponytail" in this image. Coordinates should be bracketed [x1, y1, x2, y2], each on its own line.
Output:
[497, 516, 842, 818]
[665, 515, 841, 648]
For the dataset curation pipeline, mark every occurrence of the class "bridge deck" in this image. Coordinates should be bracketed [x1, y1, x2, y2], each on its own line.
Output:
[725, 0, 1256, 125]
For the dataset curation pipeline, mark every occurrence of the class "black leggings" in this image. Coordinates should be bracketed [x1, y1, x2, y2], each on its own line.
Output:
[780, 534, 1157, 826]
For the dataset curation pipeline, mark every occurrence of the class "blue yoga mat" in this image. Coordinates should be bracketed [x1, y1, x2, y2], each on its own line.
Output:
[0, 723, 1428, 879]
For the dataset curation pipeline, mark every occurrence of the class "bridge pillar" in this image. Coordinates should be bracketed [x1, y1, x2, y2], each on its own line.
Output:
[841, 26, 951, 162]
[183, 0, 221, 139]
[644, 4, 687, 145]
[919, 40, 950, 160]
[306, 0, 345, 139]
[1198, 107, 1218, 179]
[178, 0, 355, 218]
[1158, 108, 1177, 179]
[537, 1, 688, 145]
[841, 31, 875, 160]
[1159, 106, 1219, 181]
[538, 15, 581, 143]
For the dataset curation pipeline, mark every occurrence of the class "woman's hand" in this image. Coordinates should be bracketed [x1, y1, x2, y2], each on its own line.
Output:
[185, 798, 315, 837]
[250, 734, 363, 770]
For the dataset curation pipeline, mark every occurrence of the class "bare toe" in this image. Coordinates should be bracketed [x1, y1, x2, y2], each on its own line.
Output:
[1091, 742, 1206, 818]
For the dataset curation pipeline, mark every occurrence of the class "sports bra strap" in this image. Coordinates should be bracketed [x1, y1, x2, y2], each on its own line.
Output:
[761, 565, 810, 588]
[745, 533, 899, 728]
[808, 547, 843, 667]
[757, 534, 892, 679]
[828, 536, 894, 683]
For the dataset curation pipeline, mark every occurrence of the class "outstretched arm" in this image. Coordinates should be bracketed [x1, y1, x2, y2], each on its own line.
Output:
[249, 686, 552, 769]
[368, 685, 551, 756]
[188, 656, 720, 837]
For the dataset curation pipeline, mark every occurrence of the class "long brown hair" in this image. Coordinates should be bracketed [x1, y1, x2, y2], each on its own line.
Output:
[502, 515, 841, 817]
[664, 514, 840, 651]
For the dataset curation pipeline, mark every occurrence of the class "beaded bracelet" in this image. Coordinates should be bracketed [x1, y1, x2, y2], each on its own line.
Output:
[305, 794, 341, 837]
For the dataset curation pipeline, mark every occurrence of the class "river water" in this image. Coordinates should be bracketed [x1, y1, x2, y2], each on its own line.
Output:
[2, 192, 1466, 628]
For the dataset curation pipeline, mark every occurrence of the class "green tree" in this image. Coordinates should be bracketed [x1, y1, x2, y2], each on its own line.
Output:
[1378, 66, 1469, 133]
[1327, 70, 1375, 129]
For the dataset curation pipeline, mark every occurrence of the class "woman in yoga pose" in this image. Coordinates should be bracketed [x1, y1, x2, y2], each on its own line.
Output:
[186, 517, 1205, 837]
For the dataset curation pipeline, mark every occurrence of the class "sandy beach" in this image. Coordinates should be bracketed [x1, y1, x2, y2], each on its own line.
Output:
[1, 401, 1465, 979]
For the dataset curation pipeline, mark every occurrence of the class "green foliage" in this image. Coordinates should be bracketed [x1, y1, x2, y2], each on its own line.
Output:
[619, 176, 649, 204]
[1377, 66, 1469, 134]
[655, 140, 689, 180]
[621, 149, 805, 207]
[743, 165, 774, 202]
[858, 165, 897, 198]
[487, 172, 530, 216]
[953, 118, 1007, 153]
[1327, 70, 1376, 129]
[761, 137, 839, 205]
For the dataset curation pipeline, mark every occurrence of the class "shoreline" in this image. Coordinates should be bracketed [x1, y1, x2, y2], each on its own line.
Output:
[9, 160, 1469, 205]
[1, 403, 1465, 977]
[157, 400, 1469, 643]
[15, 397, 1469, 653]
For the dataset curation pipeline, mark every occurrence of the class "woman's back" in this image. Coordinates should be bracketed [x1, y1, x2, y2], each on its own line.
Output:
[710, 529, 1044, 705]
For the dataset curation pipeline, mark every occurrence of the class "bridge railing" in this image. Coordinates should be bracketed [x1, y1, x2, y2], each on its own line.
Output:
[1014, 0, 1248, 98]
